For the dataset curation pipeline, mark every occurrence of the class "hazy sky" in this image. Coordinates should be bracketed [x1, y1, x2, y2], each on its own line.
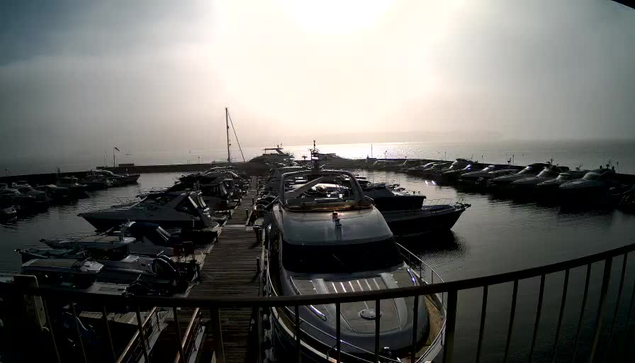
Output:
[1, 0, 634, 163]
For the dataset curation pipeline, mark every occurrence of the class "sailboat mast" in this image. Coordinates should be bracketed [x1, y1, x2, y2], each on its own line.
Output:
[225, 107, 231, 163]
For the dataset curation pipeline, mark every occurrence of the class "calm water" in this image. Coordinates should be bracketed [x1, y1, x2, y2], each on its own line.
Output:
[3, 140, 635, 175]
[1, 172, 634, 362]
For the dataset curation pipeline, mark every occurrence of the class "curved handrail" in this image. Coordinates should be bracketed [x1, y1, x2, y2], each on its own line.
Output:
[2, 242, 634, 308]
[279, 170, 365, 205]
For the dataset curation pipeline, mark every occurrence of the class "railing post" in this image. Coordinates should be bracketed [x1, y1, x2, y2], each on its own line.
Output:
[42, 298, 62, 363]
[411, 295, 419, 363]
[475, 285, 489, 363]
[173, 307, 186, 363]
[257, 307, 263, 363]
[211, 307, 226, 363]
[605, 253, 628, 361]
[529, 274, 546, 362]
[295, 305, 302, 363]
[70, 303, 88, 363]
[503, 280, 519, 363]
[101, 305, 117, 361]
[135, 307, 150, 363]
[336, 302, 342, 362]
[571, 264, 592, 362]
[443, 290, 458, 363]
[589, 257, 613, 362]
[551, 269, 570, 362]
[375, 298, 381, 362]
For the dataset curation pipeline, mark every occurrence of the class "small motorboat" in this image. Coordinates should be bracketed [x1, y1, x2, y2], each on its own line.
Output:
[405, 161, 451, 178]
[535, 170, 588, 200]
[93, 169, 141, 186]
[438, 162, 482, 184]
[56, 176, 90, 198]
[35, 184, 72, 203]
[11, 182, 50, 209]
[263, 168, 446, 363]
[509, 165, 570, 194]
[363, 183, 470, 237]
[172, 168, 248, 210]
[421, 159, 470, 179]
[558, 168, 628, 206]
[82, 171, 113, 190]
[20, 258, 130, 295]
[79, 191, 219, 242]
[42, 221, 190, 256]
[18, 244, 199, 296]
[0, 187, 38, 214]
[487, 163, 549, 191]
[0, 198, 17, 220]
[459, 165, 520, 187]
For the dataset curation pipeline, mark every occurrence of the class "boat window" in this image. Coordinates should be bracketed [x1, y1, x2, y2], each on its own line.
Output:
[518, 166, 533, 174]
[176, 197, 198, 215]
[583, 172, 601, 181]
[555, 174, 570, 181]
[281, 238, 403, 273]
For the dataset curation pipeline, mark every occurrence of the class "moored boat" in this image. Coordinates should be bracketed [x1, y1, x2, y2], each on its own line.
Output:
[79, 191, 219, 242]
[363, 183, 470, 237]
[263, 169, 446, 363]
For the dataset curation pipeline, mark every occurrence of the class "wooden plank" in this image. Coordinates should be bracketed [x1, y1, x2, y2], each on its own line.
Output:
[189, 178, 261, 363]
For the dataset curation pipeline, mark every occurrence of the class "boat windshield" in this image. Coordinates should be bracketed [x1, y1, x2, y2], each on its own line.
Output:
[176, 197, 198, 215]
[518, 166, 534, 175]
[583, 172, 602, 181]
[555, 173, 570, 181]
[282, 238, 403, 274]
[537, 169, 556, 178]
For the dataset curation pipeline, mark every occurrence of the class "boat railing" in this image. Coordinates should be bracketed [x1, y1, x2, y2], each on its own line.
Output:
[422, 198, 456, 206]
[2, 241, 635, 363]
[397, 243, 445, 286]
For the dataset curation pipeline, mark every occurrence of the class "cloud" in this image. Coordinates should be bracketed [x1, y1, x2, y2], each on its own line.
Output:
[0, 0, 634, 173]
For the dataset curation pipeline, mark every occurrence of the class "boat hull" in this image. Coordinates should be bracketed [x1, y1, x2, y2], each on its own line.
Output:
[381, 205, 467, 237]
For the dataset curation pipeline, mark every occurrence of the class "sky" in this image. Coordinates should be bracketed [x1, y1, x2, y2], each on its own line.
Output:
[0, 0, 634, 168]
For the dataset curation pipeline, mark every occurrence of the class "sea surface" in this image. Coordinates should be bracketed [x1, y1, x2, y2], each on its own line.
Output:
[1, 172, 634, 362]
[3, 139, 635, 175]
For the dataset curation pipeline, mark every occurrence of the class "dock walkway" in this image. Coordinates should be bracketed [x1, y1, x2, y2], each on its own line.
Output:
[189, 180, 261, 363]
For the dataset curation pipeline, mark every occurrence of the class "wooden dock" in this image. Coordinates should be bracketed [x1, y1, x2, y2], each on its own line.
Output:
[189, 180, 261, 363]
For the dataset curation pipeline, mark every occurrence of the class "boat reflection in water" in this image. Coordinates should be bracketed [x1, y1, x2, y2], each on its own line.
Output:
[263, 169, 446, 363]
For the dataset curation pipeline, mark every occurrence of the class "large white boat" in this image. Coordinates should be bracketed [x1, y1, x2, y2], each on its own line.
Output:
[263, 169, 446, 363]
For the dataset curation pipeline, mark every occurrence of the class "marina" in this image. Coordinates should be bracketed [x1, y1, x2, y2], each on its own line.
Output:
[2, 0, 635, 361]
[1, 145, 635, 362]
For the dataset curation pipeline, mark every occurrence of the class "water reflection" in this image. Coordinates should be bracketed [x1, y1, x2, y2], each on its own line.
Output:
[398, 231, 466, 256]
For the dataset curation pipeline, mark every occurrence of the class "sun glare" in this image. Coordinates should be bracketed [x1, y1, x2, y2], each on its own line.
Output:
[275, 0, 395, 35]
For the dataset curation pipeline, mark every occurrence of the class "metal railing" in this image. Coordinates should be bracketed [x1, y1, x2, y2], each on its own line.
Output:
[422, 198, 457, 207]
[1, 242, 635, 363]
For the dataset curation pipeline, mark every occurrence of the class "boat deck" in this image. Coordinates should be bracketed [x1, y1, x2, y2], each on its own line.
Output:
[189, 180, 261, 363]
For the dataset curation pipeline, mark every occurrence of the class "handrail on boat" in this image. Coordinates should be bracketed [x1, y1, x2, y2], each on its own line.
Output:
[115, 306, 158, 363]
